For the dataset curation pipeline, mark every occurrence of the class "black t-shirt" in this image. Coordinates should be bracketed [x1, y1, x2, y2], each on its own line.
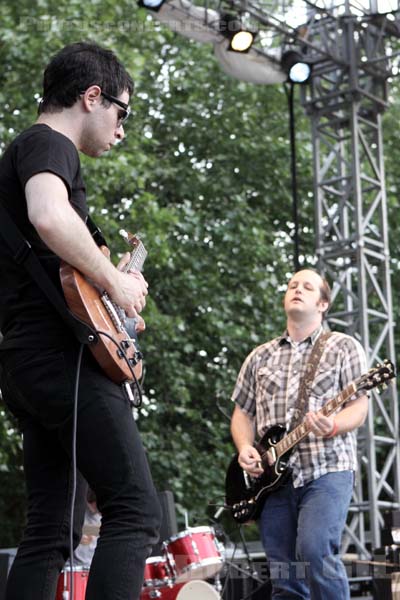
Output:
[0, 124, 87, 350]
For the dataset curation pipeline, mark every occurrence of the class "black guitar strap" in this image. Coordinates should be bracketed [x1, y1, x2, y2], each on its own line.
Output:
[0, 201, 98, 345]
[86, 214, 109, 249]
[290, 331, 333, 430]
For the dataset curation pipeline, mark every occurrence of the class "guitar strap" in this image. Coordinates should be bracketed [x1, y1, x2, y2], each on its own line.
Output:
[0, 201, 98, 345]
[86, 215, 109, 249]
[289, 330, 333, 430]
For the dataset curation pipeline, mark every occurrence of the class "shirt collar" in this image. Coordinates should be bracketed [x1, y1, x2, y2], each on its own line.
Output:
[279, 324, 324, 347]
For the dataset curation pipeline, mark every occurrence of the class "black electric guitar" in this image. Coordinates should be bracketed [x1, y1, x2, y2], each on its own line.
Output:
[225, 360, 396, 524]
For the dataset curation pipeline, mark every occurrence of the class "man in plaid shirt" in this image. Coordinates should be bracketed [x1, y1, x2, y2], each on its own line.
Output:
[231, 269, 368, 600]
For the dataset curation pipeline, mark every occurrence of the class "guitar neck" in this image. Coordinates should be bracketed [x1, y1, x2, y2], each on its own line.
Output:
[123, 241, 147, 273]
[273, 382, 357, 457]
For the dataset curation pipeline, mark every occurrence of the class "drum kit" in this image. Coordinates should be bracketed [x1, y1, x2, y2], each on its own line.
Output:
[55, 525, 224, 600]
[141, 525, 224, 599]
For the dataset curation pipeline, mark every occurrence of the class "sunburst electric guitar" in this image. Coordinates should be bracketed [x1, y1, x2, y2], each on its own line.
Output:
[60, 233, 147, 385]
[225, 360, 396, 524]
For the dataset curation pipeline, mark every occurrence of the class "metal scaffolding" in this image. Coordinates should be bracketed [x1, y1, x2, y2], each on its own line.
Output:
[297, 3, 400, 554]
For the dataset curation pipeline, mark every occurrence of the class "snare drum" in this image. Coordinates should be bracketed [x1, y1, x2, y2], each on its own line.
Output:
[143, 556, 173, 588]
[55, 566, 89, 600]
[176, 580, 220, 599]
[164, 526, 223, 583]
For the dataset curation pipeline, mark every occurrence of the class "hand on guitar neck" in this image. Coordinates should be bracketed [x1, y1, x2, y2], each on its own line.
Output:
[104, 247, 148, 319]
[305, 410, 336, 437]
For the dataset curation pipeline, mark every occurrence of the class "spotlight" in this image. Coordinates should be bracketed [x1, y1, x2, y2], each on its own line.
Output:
[230, 30, 255, 52]
[281, 50, 312, 84]
[138, 0, 165, 12]
[220, 14, 256, 53]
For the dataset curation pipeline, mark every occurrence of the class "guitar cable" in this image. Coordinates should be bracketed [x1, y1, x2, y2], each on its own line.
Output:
[67, 342, 84, 600]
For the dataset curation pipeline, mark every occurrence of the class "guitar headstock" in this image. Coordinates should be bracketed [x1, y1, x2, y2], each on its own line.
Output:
[126, 232, 142, 249]
[357, 360, 396, 392]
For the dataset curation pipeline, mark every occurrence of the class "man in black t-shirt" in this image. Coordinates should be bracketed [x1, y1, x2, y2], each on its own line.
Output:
[0, 42, 161, 600]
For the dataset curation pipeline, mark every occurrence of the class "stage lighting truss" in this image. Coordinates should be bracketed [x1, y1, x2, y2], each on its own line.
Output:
[137, 0, 400, 85]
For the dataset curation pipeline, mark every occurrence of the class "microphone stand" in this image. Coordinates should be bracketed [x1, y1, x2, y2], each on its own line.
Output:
[220, 524, 270, 600]
[238, 525, 260, 583]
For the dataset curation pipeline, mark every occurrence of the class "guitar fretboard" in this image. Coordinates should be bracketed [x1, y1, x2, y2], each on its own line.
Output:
[263, 381, 358, 460]
[100, 236, 147, 332]
[124, 239, 147, 273]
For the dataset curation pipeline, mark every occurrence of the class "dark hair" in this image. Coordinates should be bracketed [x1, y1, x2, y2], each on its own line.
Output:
[38, 41, 134, 114]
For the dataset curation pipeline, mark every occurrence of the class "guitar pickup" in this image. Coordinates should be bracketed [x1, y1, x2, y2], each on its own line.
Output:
[244, 471, 253, 490]
[267, 447, 277, 465]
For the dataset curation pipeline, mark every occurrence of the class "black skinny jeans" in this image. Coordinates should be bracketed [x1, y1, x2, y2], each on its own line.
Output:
[0, 342, 161, 600]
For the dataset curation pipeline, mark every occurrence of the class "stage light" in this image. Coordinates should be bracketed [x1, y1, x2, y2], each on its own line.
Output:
[230, 30, 255, 53]
[282, 50, 312, 83]
[138, 0, 165, 12]
[220, 14, 256, 53]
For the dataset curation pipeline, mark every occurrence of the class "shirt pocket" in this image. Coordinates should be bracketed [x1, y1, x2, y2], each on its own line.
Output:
[256, 366, 283, 399]
[310, 359, 339, 400]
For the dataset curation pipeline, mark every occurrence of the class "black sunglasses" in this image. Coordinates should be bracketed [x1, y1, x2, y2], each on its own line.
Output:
[100, 91, 131, 127]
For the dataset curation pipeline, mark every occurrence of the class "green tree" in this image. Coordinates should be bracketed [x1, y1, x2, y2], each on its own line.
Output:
[0, 0, 398, 547]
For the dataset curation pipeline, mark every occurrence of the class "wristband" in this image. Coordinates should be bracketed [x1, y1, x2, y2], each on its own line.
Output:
[325, 420, 339, 439]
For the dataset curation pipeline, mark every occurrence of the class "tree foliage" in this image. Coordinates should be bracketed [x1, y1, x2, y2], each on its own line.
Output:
[0, 0, 398, 546]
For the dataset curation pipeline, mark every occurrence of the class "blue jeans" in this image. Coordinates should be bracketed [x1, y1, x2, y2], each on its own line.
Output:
[0, 343, 161, 600]
[259, 471, 353, 600]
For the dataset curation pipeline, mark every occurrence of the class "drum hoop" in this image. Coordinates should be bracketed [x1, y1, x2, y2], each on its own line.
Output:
[143, 577, 174, 588]
[61, 566, 90, 573]
[145, 556, 166, 565]
[166, 526, 214, 543]
[176, 556, 223, 574]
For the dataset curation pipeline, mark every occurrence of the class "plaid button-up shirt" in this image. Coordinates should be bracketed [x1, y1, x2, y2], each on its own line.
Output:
[231, 326, 368, 487]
